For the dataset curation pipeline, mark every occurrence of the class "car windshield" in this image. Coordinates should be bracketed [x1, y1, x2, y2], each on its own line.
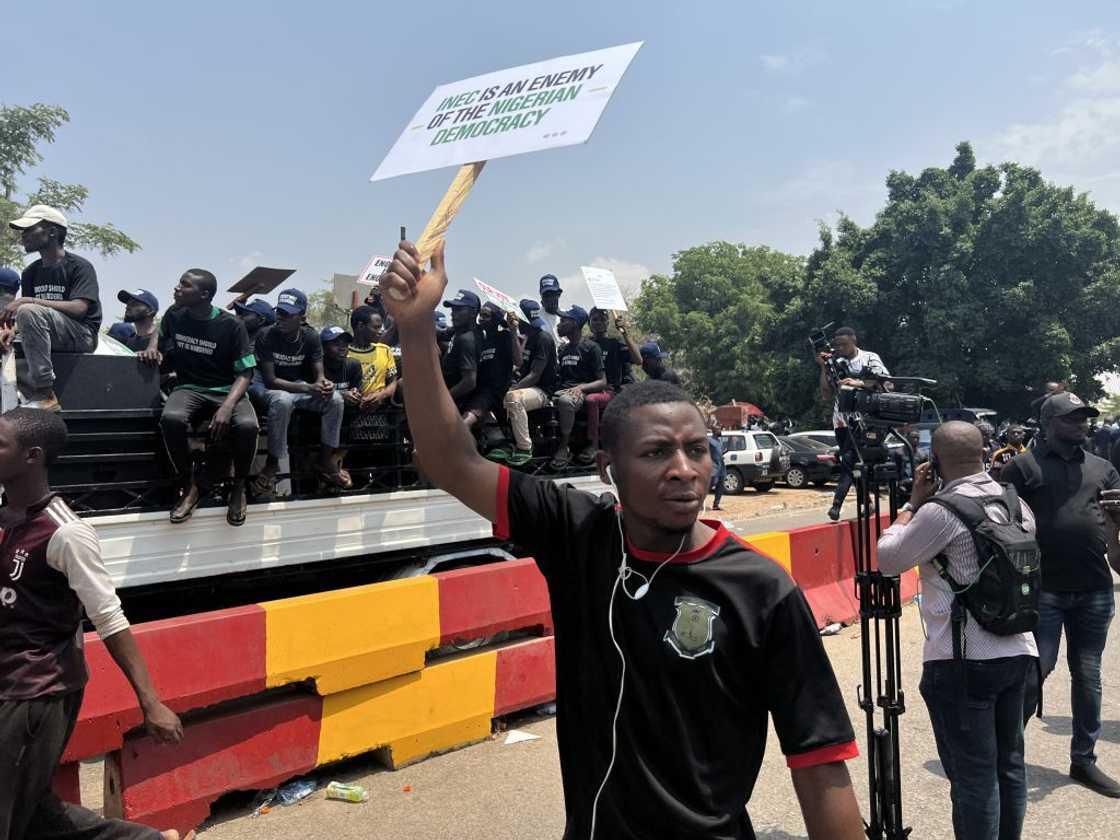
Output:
[754, 433, 779, 449]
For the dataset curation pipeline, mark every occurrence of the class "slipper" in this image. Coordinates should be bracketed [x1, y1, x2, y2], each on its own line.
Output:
[576, 447, 597, 466]
[486, 447, 512, 462]
[251, 469, 277, 497]
[549, 452, 571, 471]
[317, 467, 350, 489]
[506, 449, 533, 467]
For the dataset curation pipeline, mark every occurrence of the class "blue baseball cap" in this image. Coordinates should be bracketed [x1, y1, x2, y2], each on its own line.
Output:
[320, 325, 353, 344]
[640, 341, 670, 359]
[233, 298, 276, 324]
[558, 304, 588, 328]
[275, 287, 308, 316]
[107, 322, 136, 342]
[443, 289, 481, 310]
[539, 274, 562, 295]
[434, 311, 449, 331]
[117, 288, 160, 312]
[519, 298, 547, 330]
[0, 267, 20, 293]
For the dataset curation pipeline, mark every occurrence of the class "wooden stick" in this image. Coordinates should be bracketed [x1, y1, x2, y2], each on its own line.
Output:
[416, 161, 485, 263]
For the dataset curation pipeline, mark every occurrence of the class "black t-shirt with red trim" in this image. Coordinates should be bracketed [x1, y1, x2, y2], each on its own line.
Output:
[494, 467, 857, 840]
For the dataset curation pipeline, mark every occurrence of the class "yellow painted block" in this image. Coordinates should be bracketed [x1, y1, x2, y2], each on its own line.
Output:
[316, 650, 498, 768]
[263, 576, 440, 695]
[741, 531, 792, 574]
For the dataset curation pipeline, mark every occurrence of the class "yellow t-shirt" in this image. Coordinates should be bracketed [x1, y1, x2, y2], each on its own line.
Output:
[348, 343, 397, 396]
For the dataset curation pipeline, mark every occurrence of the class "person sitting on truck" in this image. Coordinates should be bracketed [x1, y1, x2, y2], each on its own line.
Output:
[232, 298, 275, 343]
[640, 341, 682, 386]
[321, 325, 362, 488]
[463, 302, 518, 430]
[158, 269, 259, 527]
[347, 305, 397, 412]
[441, 289, 483, 416]
[584, 307, 641, 463]
[252, 288, 347, 497]
[552, 304, 607, 470]
[108, 289, 160, 354]
[377, 239, 865, 840]
[0, 268, 21, 349]
[492, 298, 558, 467]
[0, 408, 192, 840]
[6, 205, 102, 412]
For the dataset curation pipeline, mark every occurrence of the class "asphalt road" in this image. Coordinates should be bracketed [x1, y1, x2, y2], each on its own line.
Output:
[183, 602, 1120, 838]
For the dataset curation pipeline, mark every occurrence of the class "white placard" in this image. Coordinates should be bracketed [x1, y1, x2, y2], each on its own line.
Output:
[358, 255, 392, 286]
[474, 278, 525, 320]
[371, 42, 643, 181]
[580, 266, 627, 311]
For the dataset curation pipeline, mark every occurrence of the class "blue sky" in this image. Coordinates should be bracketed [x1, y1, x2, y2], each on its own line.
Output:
[5, 1, 1120, 319]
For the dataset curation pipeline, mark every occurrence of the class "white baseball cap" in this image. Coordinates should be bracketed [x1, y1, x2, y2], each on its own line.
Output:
[8, 204, 68, 230]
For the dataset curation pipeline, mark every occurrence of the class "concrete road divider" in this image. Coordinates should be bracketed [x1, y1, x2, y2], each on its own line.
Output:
[436, 558, 552, 645]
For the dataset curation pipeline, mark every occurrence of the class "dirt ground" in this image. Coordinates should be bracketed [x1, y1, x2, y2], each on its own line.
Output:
[704, 483, 834, 523]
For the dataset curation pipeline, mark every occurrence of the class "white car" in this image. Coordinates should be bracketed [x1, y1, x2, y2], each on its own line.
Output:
[718, 429, 789, 494]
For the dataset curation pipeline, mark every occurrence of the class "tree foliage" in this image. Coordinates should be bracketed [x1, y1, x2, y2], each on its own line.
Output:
[0, 103, 140, 267]
[633, 142, 1120, 423]
[306, 288, 350, 331]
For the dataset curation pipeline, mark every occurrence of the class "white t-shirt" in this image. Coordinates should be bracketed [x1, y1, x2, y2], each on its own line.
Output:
[832, 348, 889, 428]
[540, 311, 561, 344]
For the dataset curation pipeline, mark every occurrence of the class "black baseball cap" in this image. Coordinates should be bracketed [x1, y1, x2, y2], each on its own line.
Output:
[1040, 392, 1099, 424]
[443, 289, 481, 310]
[539, 274, 562, 295]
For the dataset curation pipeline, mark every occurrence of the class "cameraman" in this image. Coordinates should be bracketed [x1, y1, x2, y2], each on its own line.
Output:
[816, 326, 889, 521]
[878, 421, 1038, 839]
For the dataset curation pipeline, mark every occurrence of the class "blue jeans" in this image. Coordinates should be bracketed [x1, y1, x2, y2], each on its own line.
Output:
[921, 655, 1032, 840]
[262, 388, 345, 460]
[1022, 588, 1115, 766]
[710, 473, 724, 507]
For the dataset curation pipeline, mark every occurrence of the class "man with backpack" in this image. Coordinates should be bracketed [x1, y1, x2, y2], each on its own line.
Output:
[878, 421, 1039, 839]
[1000, 392, 1120, 798]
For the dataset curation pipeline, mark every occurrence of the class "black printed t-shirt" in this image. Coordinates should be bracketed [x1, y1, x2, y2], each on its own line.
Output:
[159, 306, 255, 392]
[1001, 444, 1120, 591]
[255, 324, 323, 383]
[441, 327, 480, 390]
[592, 335, 633, 391]
[493, 468, 858, 840]
[479, 327, 514, 396]
[557, 336, 604, 389]
[21, 252, 102, 333]
[323, 355, 362, 392]
[518, 329, 558, 392]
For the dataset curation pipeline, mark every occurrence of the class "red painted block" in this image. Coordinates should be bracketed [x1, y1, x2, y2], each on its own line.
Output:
[436, 559, 552, 646]
[787, 522, 860, 627]
[52, 762, 81, 805]
[65, 605, 267, 763]
[106, 692, 322, 835]
[494, 636, 556, 717]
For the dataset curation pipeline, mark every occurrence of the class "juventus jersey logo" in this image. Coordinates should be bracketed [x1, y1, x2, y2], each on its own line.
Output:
[9, 548, 28, 582]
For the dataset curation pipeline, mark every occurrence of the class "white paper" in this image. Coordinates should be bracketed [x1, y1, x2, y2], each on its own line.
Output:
[503, 730, 542, 745]
[580, 266, 628, 311]
[372, 42, 643, 181]
[358, 255, 392, 287]
[474, 278, 525, 320]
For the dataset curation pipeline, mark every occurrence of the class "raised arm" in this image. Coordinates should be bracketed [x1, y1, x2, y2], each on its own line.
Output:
[381, 241, 499, 521]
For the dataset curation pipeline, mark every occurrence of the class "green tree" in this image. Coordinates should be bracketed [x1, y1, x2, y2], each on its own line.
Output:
[0, 103, 140, 267]
[306, 287, 350, 330]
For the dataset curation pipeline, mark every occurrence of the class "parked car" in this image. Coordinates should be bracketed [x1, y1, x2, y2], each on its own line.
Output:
[787, 429, 837, 449]
[777, 436, 838, 488]
[718, 429, 789, 494]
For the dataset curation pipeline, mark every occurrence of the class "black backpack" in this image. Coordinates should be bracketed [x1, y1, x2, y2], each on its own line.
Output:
[926, 484, 1041, 637]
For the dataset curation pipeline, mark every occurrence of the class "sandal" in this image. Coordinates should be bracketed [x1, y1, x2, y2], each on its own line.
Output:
[317, 466, 350, 489]
[170, 485, 201, 524]
[251, 467, 278, 497]
[549, 451, 572, 471]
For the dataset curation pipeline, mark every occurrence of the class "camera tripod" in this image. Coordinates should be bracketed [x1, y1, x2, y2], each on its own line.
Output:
[847, 428, 912, 840]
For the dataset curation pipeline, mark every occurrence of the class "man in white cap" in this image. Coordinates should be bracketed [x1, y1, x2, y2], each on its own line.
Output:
[5, 205, 102, 411]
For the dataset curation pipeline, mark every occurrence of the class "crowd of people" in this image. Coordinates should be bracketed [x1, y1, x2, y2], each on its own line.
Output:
[1, 204, 688, 527]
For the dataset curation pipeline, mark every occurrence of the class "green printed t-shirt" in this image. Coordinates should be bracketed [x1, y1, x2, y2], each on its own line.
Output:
[159, 305, 256, 392]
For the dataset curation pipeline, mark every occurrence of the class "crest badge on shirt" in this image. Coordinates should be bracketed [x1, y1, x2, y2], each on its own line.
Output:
[664, 595, 721, 659]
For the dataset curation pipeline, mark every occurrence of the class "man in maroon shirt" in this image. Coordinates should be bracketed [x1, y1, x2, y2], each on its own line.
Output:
[0, 408, 190, 840]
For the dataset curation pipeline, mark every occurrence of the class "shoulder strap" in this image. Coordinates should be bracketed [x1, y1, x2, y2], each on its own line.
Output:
[1000, 483, 1023, 524]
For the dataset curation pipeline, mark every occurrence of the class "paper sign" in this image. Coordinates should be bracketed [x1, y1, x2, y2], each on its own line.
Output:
[474, 278, 525, 320]
[371, 41, 643, 181]
[227, 266, 295, 296]
[580, 266, 627, 311]
[358, 255, 392, 287]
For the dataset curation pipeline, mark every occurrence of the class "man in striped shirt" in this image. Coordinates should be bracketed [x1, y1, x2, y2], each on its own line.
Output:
[879, 421, 1038, 840]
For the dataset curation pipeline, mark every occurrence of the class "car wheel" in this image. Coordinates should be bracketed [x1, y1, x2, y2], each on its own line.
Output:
[722, 469, 744, 495]
[752, 482, 773, 493]
[785, 467, 807, 489]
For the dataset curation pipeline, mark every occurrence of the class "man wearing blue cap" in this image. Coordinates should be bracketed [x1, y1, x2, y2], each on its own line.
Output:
[232, 298, 275, 344]
[640, 341, 681, 386]
[493, 299, 559, 466]
[108, 289, 160, 354]
[552, 304, 607, 469]
[0, 268, 20, 350]
[538, 274, 563, 342]
[441, 289, 483, 414]
[253, 288, 347, 496]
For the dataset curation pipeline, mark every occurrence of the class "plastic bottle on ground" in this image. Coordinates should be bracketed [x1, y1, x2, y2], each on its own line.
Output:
[326, 781, 370, 803]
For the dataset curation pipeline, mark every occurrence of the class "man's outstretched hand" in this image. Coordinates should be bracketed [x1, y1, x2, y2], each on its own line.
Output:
[379, 239, 448, 329]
